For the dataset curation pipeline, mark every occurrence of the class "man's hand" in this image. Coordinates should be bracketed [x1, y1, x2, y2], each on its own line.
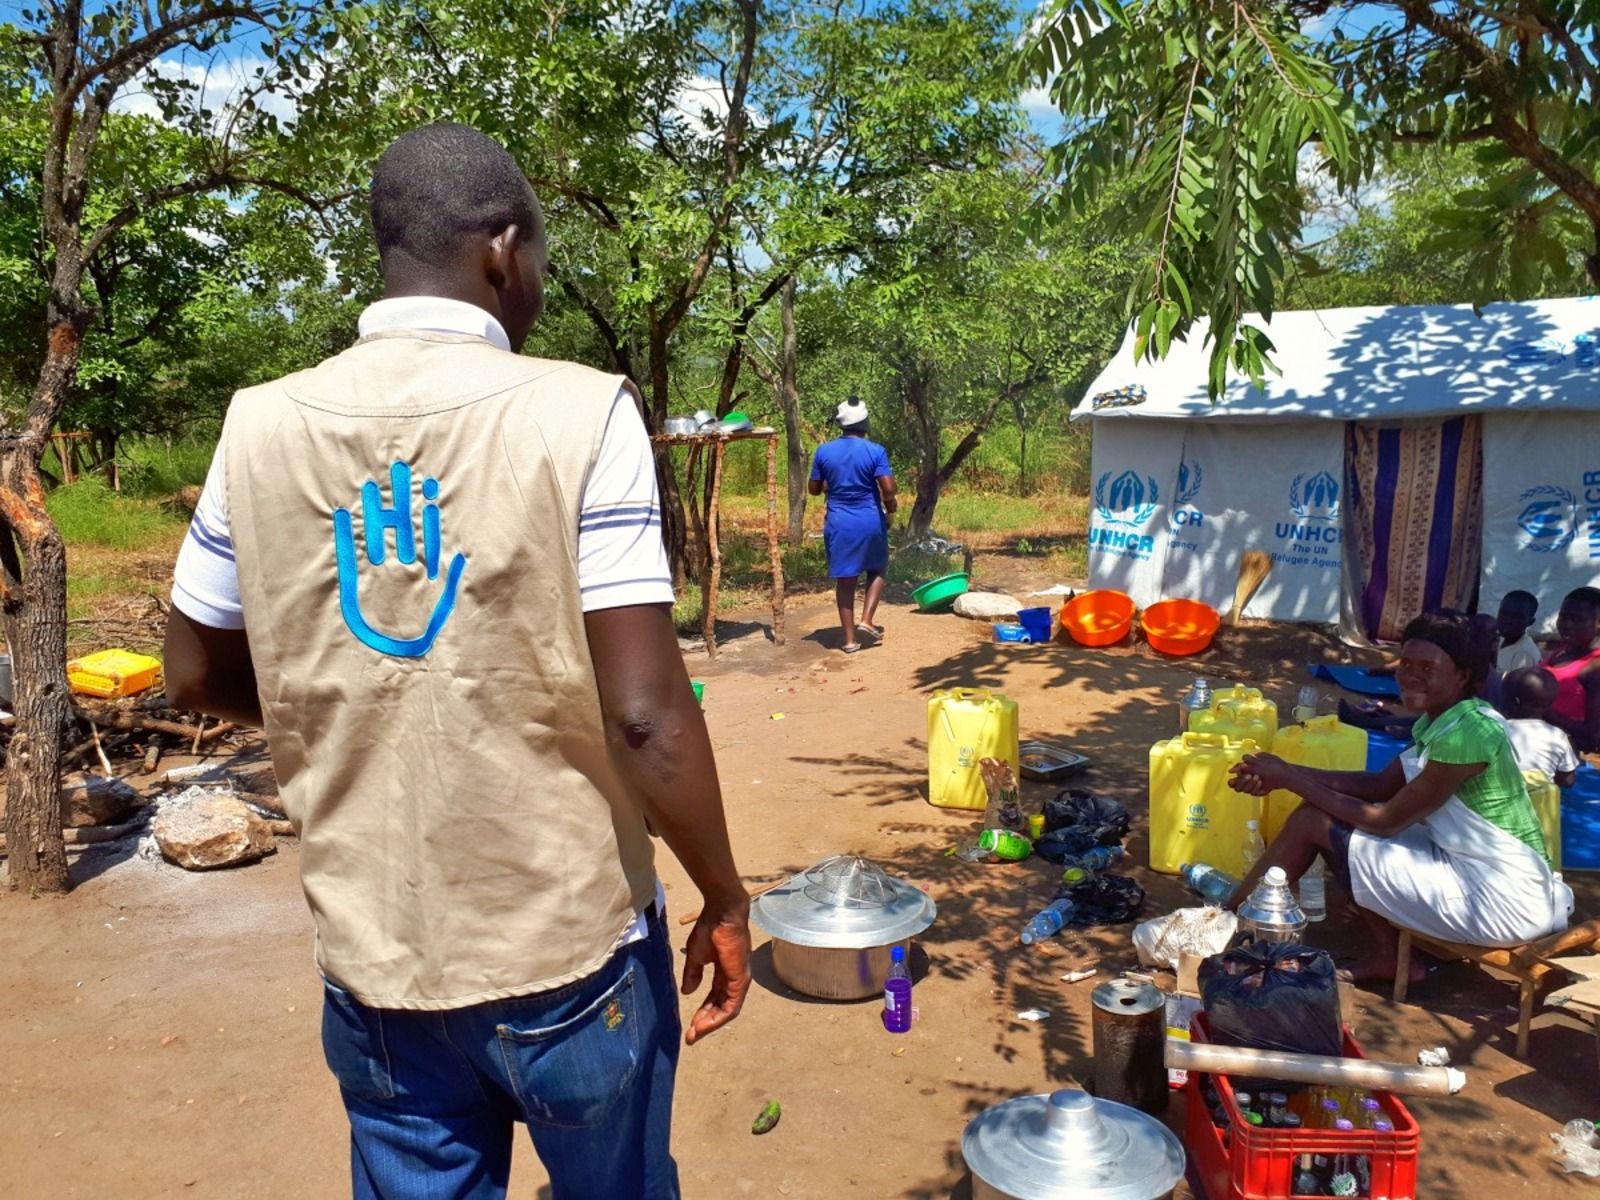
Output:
[680, 902, 752, 1045]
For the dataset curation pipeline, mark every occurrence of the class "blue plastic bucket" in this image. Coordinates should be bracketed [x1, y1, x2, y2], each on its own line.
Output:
[1563, 765, 1600, 870]
[1017, 606, 1052, 644]
[1365, 731, 1407, 773]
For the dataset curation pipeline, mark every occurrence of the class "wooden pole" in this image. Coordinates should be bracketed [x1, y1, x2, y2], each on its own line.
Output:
[702, 440, 726, 658]
[765, 433, 786, 645]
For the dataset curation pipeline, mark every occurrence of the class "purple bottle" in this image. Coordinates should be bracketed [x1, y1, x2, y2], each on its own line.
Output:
[882, 945, 913, 1033]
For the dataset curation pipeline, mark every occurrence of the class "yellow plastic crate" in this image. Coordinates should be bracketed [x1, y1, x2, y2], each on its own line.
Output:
[67, 649, 162, 698]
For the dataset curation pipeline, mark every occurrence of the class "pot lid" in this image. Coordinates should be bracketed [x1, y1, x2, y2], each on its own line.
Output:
[1237, 865, 1306, 931]
[962, 1089, 1184, 1200]
[751, 855, 936, 949]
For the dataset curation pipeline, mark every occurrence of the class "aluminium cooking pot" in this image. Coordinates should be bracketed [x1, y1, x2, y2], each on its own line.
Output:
[752, 856, 936, 1001]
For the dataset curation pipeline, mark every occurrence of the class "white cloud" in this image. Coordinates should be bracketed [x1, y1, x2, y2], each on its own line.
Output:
[663, 72, 769, 141]
[112, 52, 298, 129]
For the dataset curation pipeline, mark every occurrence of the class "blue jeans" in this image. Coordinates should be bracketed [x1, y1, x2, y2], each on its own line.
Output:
[320, 908, 682, 1199]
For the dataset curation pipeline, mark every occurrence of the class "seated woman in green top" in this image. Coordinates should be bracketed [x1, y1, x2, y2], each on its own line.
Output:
[1229, 611, 1573, 983]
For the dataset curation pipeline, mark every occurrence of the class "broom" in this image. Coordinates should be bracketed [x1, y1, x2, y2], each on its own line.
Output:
[1227, 550, 1272, 626]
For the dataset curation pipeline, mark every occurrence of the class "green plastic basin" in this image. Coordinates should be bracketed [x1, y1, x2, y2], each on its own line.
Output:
[912, 572, 970, 612]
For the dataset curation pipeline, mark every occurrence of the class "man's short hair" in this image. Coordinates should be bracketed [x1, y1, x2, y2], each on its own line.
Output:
[370, 124, 537, 268]
[1500, 590, 1538, 618]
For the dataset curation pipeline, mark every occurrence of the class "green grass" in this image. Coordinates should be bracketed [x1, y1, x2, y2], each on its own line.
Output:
[47, 478, 189, 550]
[118, 437, 216, 499]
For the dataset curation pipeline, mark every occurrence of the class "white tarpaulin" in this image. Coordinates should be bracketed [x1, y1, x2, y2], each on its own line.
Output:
[1083, 421, 1183, 606]
[1481, 412, 1600, 632]
[1087, 422, 1345, 622]
[1078, 297, 1600, 631]
[1075, 297, 1600, 423]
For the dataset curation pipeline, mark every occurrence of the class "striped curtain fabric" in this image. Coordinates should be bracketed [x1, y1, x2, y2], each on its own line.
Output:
[1345, 416, 1485, 643]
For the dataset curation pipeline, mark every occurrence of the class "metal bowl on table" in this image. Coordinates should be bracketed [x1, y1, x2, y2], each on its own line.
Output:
[751, 855, 936, 1000]
[663, 416, 699, 436]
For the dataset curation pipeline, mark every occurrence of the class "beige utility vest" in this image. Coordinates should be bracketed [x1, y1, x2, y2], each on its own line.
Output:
[223, 330, 656, 1010]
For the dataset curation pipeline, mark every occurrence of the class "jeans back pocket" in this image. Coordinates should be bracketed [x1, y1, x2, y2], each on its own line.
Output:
[320, 981, 396, 1102]
[494, 963, 645, 1129]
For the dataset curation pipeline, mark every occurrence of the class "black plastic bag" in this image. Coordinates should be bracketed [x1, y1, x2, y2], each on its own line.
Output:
[1031, 827, 1101, 862]
[1042, 788, 1131, 844]
[1198, 940, 1342, 1058]
[1056, 873, 1145, 926]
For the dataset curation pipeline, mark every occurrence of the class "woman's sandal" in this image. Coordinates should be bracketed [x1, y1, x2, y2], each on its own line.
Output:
[842, 643, 862, 654]
[856, 623, 884, 643]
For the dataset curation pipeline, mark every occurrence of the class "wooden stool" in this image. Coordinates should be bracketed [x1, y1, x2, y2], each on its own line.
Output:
[1392, 918, 1600, 1058]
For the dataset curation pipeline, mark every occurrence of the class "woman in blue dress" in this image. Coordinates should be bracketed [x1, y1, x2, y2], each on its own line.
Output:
[809, 397, 897, 654]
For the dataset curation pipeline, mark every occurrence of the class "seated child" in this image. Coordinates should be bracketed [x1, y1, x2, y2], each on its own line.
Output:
[1497, 590, 1542, 673]
[1502, 666, 1580, 788]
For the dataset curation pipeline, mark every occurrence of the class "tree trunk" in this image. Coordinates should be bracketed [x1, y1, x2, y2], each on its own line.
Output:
[2, 318, 84, 894]
[903, 367, 942, 540]
[95, 429, 118, 491]
[647, 317, 691, 586]
[777, 278, 807, 546]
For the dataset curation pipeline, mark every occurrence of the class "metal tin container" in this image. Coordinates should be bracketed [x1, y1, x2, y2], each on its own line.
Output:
[1091, 978, 1168, 1114]
[1018, 740, 1091, 782]
[752, 856, 936, 1000]
[962, 1087, 1184, 1200]
[663, 416, 699, 435]
[1236, 865, 1307, 945]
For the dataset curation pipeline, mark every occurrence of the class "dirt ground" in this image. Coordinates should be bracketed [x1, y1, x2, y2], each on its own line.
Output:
[4, 567, 1599, 1199]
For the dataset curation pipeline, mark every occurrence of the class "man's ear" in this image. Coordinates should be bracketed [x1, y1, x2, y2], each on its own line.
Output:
[486, 223, 520, 289]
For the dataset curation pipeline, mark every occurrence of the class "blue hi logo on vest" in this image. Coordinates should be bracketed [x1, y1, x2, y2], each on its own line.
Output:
[1094, 469, 1160, 527]
[1517, 484, 1578, 553]
[1289, 471, 1340, 521]
[333, 461, 468, 656]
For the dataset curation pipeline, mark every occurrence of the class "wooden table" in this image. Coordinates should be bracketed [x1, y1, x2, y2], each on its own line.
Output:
[651, 427, 785, 658]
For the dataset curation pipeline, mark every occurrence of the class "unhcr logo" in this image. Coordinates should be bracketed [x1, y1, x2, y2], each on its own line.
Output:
[1094, 469, 1160, 527]
[1518, 485, 1578, 554]
[1277, 470, 1342, 543]
[1289, 471, 1340, 521]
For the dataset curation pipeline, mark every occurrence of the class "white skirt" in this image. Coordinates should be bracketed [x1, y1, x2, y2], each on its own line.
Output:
[1348, 797, 1572, 947]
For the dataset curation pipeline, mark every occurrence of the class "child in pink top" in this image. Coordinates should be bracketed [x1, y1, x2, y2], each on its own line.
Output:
[1544, 587, 1600, 753]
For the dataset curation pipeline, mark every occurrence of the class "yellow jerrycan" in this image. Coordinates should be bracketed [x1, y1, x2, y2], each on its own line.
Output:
[1189, 684, 1279, 749]
[1149, 733, 1263, 876]
[927, 689, 1020, 811]
[1264, 716, 1368, 842]
[1522, 770, 1563, 871]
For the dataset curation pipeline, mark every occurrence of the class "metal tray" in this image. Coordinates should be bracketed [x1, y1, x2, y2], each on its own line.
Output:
[1018, 741, 1091, 782]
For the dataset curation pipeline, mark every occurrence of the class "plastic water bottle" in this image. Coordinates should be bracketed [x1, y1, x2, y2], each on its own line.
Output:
[1180, 862, 1239, 905]
[1241, 819, 1266, 873]
[1058, 845, 1126, 875]
[1020, 897, 1076, 945]
[1293, 685, 1320, 725]
[1180, 678, 1213, 733]
[882, 945, 912, 1032]
[1300, 857, 1328, 922]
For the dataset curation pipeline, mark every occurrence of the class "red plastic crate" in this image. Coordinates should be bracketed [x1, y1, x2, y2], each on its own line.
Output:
[1185, 1015, 1420, 1200]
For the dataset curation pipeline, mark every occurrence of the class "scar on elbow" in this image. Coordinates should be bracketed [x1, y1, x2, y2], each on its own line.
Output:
[620, 718, 658, 750]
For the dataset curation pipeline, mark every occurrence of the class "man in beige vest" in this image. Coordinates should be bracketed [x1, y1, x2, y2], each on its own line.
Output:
[164, 123, 750, 1200]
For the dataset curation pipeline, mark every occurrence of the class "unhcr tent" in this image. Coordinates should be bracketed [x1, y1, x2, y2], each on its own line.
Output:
[1073, 297, 1600, 642]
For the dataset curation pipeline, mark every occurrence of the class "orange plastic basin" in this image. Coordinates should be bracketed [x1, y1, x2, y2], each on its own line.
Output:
[1061, 590, 1135, 647]
[1141, 598, 1221, 657]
